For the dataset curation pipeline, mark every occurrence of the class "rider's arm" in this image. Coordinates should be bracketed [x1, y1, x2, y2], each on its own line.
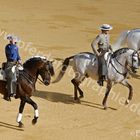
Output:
[16, 47, 22, 64]
[91, 35, 100, 56]
[5, 45, 11, 60]
[109, 45, 113, 51]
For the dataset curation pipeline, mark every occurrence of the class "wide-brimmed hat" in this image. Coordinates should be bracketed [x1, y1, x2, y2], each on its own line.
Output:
[7, 35, 20, 42]
[100, 24, 113, 31]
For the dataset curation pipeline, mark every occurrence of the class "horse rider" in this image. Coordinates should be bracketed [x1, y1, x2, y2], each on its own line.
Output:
[91, 24, 113, 86]
[4, 35, 22, 101]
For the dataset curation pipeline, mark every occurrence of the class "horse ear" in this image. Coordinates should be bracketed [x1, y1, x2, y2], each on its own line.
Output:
[42, 59, 47, 63]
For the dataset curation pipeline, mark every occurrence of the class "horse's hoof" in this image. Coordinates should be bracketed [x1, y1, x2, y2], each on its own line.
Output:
[32, 117, 38, 125]
[103, 107, 108, 110]
[79, 95, 84, 99]
[125, 99, 130, 105]
[102, 102, 107, 110]
[18, 122, 24, 128]
[74, 98, 81, 103]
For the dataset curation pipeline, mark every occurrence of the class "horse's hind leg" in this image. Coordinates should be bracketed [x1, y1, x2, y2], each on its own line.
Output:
[71, 79, 79, 101]
[71, 77, 84, 101]
[121, 80, 133, 105]
[17, 100, 26, 128]
[77, 82, 84, 99]
[24, 96, 39, 125]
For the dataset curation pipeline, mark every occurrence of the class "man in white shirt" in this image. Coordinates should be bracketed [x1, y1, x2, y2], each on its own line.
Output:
[91, 24, 113, 86]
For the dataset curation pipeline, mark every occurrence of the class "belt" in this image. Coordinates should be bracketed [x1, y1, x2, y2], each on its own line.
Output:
[98, 48, 109, 53]
[7, 60, 17, 63]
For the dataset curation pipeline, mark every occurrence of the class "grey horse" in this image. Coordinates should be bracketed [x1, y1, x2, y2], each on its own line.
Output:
[113, 29, 140, 51]
[53, 48, 139, 109]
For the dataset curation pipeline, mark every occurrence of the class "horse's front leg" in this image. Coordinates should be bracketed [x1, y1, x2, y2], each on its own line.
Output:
[17, 100, 26, 128]
[24, 96, 39, 125]
[102, 81, 112, 110]
[121, 80, 133, 105]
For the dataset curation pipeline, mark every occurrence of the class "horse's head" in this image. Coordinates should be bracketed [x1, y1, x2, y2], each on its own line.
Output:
[38, 58, 55, 86]
[127, 50, 139, 73]
[23, 56, 55, 86]
[112, 48, 139, 74]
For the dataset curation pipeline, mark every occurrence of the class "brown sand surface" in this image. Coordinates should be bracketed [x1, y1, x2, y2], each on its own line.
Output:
[0, 0, 140, 140]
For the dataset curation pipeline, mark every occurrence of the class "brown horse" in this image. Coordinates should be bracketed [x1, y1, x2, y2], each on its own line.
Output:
[0, 56, 55, 128]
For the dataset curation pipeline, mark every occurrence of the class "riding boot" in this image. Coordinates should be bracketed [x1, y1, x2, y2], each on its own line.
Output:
[4, 77, 16, 101]
[97, 59, 104, 86]
[4, 62, 17, 101]
[3, 94, 11, 101]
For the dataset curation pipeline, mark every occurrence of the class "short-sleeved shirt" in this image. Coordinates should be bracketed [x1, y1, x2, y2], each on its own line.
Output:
[92, 34, 110, 51]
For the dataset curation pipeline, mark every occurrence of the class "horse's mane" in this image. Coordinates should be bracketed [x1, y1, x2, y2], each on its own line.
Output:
[79, 52, 95, 56]
[131, 28, 140, 32]
[23, 56, 46, 69]
[112, 48, 130, 58]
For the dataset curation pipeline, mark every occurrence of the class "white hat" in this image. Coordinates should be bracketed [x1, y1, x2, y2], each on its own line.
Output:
[100, 24, 113, 31]
[7, 35, 20, 42]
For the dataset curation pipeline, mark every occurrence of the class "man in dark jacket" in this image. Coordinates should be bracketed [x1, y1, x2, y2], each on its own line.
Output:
[4, 35, 21, 101]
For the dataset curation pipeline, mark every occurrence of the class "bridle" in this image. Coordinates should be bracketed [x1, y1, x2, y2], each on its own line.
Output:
[110, 58, 127, 76]
[20, 61, 52, 85]
[37, 77, 45, 85]
[130, 51, 138, 73]
[20, 69, 36, 85]
[110, 50, 138, 76]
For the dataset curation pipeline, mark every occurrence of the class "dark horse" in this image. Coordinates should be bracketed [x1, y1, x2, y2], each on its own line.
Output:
[0, 56, 54, 127]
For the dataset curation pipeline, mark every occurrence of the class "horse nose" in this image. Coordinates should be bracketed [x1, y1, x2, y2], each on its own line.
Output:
[44, 80, 50, 86]
[131, 67, 138, 73]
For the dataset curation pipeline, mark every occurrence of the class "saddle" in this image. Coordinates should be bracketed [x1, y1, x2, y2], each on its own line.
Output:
[0, 69, 6, 81]
[104, 52, 112, 65]
[0, 62, 23, 82]
[0, 63, 7, 81]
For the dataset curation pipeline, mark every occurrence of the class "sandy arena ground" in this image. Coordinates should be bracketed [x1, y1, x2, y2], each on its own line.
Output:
[0, 0, 140, 140]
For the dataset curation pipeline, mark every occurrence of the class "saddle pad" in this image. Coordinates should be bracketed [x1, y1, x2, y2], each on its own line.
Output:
[0, 69, 6, 81]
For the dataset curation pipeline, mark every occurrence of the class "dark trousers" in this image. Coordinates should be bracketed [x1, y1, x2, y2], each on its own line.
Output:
[98, 50, 108, 79]
[5, 62, 17, 96]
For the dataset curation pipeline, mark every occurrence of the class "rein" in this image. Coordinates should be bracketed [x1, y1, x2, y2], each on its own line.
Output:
[106, 52, 127, 76]
[110, 49, 137, 76]
[21, 70, 46, 85]
[20, 57, 54, 86]
[110, 59, 127, 76]
[20, 70, 36, 85]
[37, 77, 45, 85]
[114, 57, 125, 67]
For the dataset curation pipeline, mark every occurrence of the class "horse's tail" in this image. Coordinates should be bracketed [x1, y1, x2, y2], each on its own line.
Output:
[52, 56, 74, 83]
[113, 30, 131, 51]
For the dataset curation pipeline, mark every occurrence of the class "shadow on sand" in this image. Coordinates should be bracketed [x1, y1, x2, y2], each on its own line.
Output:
[34, 90, 117, 111]
[34, 90, 74, 104]
[0, 121, 24, 131]
[81, 100, 117, 111]
[0, 91, 117, 130]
